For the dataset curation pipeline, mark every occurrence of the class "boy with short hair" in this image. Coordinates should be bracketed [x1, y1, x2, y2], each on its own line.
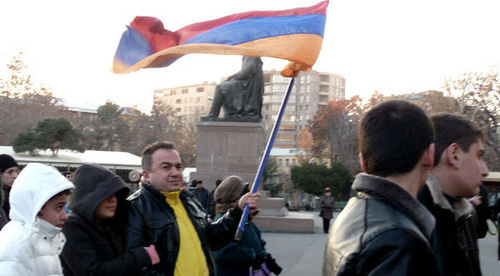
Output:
[418, 113, 489, 275]
[0, 163, 74, 275]
[322, 100, 439, 275]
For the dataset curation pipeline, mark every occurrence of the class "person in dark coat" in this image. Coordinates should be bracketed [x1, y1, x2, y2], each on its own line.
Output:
[0, 177, 8, 230]
[319, 187, 335, 233]
[193, 180, 210, 213]
[61, 164, 159, 275]
[125, 141, 260, 276]
[213, 175, 281, 276]
[322, 100, 439, 275]
[418, 114, 489, 276]
[208, 179, 222, 218]
[0, 154, 19, 219]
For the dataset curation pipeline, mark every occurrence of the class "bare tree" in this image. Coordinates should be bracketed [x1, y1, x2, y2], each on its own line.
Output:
[0, 52, 66, 145]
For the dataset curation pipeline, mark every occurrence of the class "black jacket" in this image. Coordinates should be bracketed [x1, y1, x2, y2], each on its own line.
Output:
[418, 175, 482, 276]
[193, 187, 210, 213]
[125, 182, 243, 276]
[61, 164, 152, 275]
[323, 173, 440, 276]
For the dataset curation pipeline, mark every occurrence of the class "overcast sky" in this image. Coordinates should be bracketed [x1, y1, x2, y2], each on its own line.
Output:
[1, 0, 499, 113]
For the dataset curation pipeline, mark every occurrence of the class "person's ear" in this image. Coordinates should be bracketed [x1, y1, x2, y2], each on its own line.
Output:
[445, 143, 460, 168]
[422, 143, 435, 170]
[142, 170, 150, 182]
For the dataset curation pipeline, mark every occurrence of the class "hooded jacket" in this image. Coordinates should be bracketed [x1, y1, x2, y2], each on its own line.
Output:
[61, 164, 151, 275]
[0, 163, 74, 275]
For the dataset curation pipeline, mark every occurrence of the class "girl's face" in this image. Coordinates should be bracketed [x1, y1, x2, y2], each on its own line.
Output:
[94, 195, 118, 220]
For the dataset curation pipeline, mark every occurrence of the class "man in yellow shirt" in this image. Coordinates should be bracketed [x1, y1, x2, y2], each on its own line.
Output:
[125, 141, 260, 275]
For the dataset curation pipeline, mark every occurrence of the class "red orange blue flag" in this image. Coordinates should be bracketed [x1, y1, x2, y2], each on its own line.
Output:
[112, 1, 328, 77]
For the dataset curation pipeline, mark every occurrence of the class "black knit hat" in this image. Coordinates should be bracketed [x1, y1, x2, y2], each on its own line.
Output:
[0, 154, 18, 173]
[215, 175, 249, 204]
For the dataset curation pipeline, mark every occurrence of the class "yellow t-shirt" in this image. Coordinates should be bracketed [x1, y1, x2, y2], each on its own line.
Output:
[162, 190, 209, 276]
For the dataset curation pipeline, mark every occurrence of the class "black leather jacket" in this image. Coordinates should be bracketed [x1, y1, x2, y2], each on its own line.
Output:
[323, 173, 440, 276]
[418, 175, 482, 276]
[125, 183, 243, 275]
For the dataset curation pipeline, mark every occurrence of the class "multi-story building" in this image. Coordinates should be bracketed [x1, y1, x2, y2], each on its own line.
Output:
[153, 82, 217, 122]
[262, 70, 345, 148]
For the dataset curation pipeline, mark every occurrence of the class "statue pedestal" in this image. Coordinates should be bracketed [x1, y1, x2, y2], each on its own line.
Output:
[190, 121, 265, 190]
[252, 191, 315, 233]
[191, 121, 314, 233]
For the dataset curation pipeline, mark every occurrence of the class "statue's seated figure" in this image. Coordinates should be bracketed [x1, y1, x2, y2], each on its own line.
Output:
[201, 56, 264, 122]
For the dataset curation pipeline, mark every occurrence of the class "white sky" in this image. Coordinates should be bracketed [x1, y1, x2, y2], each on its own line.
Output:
[1, 0, 500, 113]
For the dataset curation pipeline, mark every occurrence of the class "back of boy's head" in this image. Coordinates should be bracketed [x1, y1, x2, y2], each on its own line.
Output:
[431, 113, 484, 166]
[359, 100, 434, 177]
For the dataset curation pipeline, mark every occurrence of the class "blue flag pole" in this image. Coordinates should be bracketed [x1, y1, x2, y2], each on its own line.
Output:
[235, 76, 296, 241]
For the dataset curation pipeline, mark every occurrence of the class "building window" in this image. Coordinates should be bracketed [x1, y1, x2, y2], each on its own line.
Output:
[272, 74, 287, 83]
[176, 99, 181, 104]
[196, 87, 204, 92]
[170, 90, 176, 95]
[279, 159, 283, 167]
[182, 89, 188, 94]
[175, 108, 181, 112]
[292, 159, 296, 166]
[285, 159, 289, 167]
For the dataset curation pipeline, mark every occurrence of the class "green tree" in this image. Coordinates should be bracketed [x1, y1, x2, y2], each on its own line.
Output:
[13, 118, 85, 156]
[290, 162, 353, 200]
[85, 101, 130, 151]
[263, 158, 279, 184]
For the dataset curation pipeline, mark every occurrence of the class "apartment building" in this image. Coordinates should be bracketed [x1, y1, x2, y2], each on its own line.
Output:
[262, 70, 345, 148]
[153, 82, 217, 122]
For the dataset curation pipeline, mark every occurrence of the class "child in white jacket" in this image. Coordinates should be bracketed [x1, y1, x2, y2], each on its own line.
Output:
[0, 163, 74, 275]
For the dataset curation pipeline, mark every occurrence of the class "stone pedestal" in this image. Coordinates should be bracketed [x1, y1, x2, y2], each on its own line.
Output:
[252, 191, 315, 233]
[191, 121, 314, 233]
[190, 121, 265, 191]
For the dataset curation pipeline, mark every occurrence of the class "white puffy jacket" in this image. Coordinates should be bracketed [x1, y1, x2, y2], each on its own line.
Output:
[0, 163, 74, 275]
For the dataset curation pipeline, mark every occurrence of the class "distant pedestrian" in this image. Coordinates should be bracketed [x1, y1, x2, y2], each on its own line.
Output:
[320, 187, 335, 233]
[213, 175, 282, 276]
[61, 164, 159, 275]
[0, 163, 74, 275]
[208, 179, 222, 218]
[0, 154, 19, 219]
[193, 180, 210, 213]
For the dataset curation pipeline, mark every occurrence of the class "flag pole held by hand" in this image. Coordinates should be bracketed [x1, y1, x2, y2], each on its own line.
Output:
[235, 76, 296, 241]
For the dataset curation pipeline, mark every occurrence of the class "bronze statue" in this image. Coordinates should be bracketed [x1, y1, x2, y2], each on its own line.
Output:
[201, 56, 264, 122]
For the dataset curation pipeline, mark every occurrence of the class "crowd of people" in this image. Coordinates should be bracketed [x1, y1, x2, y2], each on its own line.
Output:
[0, 141, 274, 275]
[0, 99, 498, 275]
[322, 100, 494, 276]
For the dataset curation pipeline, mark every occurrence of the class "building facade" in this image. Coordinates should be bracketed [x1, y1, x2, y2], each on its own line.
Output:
[153, 82, 217, 122]
[262, 70, 345, 148]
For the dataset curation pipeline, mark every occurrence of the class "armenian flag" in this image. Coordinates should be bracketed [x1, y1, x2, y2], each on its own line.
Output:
[112, 1, 328, 77]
